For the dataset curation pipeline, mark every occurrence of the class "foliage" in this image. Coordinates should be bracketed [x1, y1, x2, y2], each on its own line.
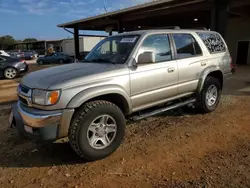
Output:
[23, 38, 38, 42]
[0, 36, 38, 50]
[0, 35, 16, 50]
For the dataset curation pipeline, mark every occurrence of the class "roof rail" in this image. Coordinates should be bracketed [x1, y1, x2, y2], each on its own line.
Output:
[187, 27, 208, 30]
[136, 26, 180, 30]
[160, 26, 180, 29]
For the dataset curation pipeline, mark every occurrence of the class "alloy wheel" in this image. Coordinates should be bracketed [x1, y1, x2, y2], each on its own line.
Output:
[87, 115, 117, 150]
[4, 68, 17, 79]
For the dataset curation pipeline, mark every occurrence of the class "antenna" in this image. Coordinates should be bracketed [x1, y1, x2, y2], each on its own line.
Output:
[104, 0, 107, 13]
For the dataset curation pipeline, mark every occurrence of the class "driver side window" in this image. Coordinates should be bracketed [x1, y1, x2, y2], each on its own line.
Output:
[139, 34, 172, 63]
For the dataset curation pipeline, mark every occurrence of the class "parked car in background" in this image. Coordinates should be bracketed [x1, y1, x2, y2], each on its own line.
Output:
[23, 52, 35, 60]
[7, 51, 17, 58]
[0, 55, 28, 79]
[0, 50, 10, 57]
[32, 51, 39, 58]
[78, 51, 89, 60]
[26, 50, 39, 58]
[36, 52, 73, 64]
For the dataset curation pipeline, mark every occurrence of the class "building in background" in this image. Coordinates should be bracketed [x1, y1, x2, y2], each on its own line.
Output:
[14, 35, 107, 56]
[61, 35, 106, 56]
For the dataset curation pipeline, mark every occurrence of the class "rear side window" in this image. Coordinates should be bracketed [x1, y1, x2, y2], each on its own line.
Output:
[197, 32, 226, 53]
[172, 34, 202, 59]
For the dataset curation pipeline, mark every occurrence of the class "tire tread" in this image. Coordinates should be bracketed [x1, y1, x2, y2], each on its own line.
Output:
[196, 76, 221, 113]
[69, 100, 123, 161]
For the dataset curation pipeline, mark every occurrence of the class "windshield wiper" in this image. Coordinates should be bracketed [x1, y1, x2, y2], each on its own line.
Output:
[83, 59, 93, 63]
[92, 58, 110, 63]
[86, 58, 115, 64]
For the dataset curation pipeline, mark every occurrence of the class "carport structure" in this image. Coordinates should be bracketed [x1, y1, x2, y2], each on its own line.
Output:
[58, 0, 250, 64]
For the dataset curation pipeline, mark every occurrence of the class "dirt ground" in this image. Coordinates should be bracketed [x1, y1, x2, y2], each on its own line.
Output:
[0, 65, 250, 188]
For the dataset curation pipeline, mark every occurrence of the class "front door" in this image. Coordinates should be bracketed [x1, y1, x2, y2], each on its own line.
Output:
[130, 34, 178, 112]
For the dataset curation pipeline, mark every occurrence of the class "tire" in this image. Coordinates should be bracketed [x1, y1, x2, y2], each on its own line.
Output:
[38, 60, 43, 65]
[69, 100, 125, 161]
[196, 76, 221, 113]
[4, 67, 17, 79]
[59, 59, 64, 64]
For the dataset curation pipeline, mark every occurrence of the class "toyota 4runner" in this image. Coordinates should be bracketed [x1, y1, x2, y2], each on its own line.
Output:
[9, 29, 233, 161]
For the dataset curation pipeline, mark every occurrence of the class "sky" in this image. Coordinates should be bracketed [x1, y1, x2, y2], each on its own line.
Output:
[0, 0, 152, 40]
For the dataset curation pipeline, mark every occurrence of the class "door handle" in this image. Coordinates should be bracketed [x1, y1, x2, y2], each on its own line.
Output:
[168, 67, 175, 73]
[201, 62, 207, 66]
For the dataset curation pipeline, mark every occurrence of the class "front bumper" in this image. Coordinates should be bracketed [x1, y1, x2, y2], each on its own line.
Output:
[11, 102, 74, 141]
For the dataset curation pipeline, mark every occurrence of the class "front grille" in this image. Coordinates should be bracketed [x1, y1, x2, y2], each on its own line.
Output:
[19, 85, 30, 94]
[19, 96, 28, 106]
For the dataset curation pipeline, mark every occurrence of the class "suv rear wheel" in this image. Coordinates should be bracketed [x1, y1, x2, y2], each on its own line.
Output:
[196, 76, 221, 113]
[69, 100, 125, 161]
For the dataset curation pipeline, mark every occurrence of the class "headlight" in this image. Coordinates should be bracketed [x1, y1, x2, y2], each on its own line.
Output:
[32, 89, 61, 105]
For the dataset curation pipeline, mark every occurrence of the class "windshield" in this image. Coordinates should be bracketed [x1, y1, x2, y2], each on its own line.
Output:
[83, 35, 140, 64]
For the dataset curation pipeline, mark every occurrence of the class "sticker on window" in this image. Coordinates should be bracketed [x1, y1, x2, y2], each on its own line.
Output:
[120, 37, 137, 43]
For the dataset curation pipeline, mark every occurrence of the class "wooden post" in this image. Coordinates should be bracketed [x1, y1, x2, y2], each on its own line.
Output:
[118, 21, 123, 33]
[74, 25, 80, 59]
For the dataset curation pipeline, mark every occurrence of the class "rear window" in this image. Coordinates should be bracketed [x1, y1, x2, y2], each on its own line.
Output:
[197, 32, 226, 54]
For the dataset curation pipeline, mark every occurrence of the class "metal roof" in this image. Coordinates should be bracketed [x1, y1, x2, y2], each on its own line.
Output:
[57, 0, 175, 28]
[57, 0, 209, 30]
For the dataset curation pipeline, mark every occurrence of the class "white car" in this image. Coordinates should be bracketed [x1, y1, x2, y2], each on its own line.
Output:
[0, 50, 10, 57]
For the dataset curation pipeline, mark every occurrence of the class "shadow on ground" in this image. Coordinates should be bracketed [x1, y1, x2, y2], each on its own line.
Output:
[0, 139, 84, 168]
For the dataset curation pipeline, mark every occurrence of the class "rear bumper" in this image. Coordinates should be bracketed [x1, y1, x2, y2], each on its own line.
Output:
[223, 72, 232, 86]
[17, 63, 29, 74]
[11, 102, 74, 141]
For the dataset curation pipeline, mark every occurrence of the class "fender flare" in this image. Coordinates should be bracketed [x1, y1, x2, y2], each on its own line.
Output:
[67, 85, 132, 113]
[197, 65, 223, 93]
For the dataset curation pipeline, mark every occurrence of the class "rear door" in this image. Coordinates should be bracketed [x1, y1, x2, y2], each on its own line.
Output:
[171, 33, 205, 95]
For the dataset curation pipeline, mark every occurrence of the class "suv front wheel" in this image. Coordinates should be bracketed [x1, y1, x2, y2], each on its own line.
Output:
[196, 76, 222, 113]
[69, 100, 125, 161]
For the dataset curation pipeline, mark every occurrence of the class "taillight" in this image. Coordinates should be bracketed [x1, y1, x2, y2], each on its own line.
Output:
[229, 56, 234, 69]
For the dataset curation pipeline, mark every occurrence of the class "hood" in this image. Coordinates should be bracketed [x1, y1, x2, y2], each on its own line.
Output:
[21, 63, 126, 90]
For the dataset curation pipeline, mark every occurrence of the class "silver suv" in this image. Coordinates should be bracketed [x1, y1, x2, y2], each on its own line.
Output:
[10, 29, 233, 161]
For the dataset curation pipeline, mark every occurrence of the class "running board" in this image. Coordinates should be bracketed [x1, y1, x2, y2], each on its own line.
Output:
[131, 98, 196, 121]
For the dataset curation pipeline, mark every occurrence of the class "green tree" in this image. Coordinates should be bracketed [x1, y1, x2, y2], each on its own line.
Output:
[23, 38, 37, 42]
[0, 35, 16, 50]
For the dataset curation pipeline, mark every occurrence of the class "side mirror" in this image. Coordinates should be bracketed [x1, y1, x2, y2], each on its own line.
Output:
[138, 52, 155, 64]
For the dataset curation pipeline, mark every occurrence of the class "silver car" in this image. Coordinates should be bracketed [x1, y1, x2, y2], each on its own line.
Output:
[10, 29, 233, 161]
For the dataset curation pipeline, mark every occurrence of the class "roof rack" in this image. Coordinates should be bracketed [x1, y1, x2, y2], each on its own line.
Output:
[159, 26, 181, 29]
[187, 27, 208, 30]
